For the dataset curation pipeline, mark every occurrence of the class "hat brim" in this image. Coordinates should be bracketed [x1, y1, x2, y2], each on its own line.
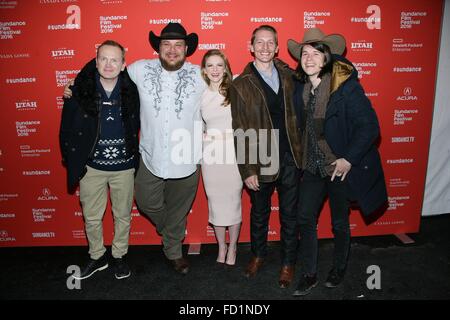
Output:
[288, 34, 346, 60]
[149, 31, 198, 57]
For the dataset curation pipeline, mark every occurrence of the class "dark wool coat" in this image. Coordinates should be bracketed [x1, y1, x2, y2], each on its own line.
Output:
[59, 58, 140, 191]
[293, 55, 388, 216]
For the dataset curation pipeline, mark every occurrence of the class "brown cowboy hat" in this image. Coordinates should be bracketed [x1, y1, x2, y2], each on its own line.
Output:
[288, 28, 346, 60]
[149, 22, 198, 57]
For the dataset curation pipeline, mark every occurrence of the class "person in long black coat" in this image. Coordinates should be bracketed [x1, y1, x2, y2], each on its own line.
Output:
[287, 28, 388, 296]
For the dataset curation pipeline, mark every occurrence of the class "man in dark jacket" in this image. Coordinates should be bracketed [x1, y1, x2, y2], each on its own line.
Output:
[59, 40, 140, 280]
[230, 25, 302, 288]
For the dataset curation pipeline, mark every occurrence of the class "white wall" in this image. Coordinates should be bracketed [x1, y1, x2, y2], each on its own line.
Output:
[422, 0, 450, 215]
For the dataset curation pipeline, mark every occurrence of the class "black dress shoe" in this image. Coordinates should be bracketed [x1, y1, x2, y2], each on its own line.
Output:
[170, 257, 189, 275]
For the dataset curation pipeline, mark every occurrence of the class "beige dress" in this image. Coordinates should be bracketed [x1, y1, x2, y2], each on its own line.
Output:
[201, 87, 243, 226]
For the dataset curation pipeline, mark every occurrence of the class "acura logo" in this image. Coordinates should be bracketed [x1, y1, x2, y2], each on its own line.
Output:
[403, 87, 412, 96]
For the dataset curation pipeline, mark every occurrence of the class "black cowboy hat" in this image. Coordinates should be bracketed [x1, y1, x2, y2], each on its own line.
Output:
[149, 22, 198, 57]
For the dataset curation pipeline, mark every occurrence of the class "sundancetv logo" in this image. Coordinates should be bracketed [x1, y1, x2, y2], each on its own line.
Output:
[32, 232, 56, 238]
[391, 136, 415, 143]
[198, 43, 226, 50]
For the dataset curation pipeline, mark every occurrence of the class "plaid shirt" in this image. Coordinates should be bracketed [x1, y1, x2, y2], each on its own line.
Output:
[304, 88, 328, 177]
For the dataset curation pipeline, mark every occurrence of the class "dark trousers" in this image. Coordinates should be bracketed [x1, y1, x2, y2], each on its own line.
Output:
[297, 170, 350, 275]
[249, 152, 300, 266]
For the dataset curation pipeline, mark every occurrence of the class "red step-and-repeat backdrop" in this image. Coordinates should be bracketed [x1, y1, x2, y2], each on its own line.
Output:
[0, 0, 443, 247]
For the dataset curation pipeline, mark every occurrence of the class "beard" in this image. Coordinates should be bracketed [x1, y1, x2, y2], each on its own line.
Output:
[159, 56, 186, 71]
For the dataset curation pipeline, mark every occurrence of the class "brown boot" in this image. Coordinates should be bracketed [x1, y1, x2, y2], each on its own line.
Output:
[170, 257, 190, 275]
[278, 265, 295, 288]
[244, 257, 264, 278]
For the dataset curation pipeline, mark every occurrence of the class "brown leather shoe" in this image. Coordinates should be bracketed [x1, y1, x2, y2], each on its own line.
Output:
[279, 265, 295, 288]
[244, 257, 264, 278]
[170, 257, 189, 275]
